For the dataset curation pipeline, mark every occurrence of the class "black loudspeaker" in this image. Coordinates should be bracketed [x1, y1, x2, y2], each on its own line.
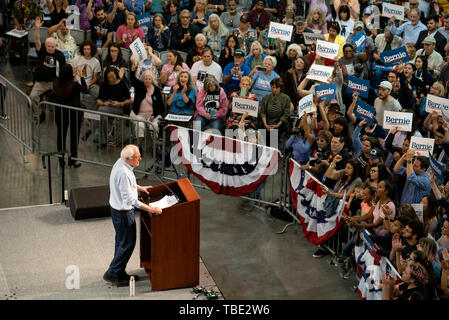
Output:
[69, 186, 110, 220]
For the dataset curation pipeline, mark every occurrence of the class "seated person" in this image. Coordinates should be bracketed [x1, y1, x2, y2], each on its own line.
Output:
[102, 42, 127, 80]
[166, 70, 197, 116]
[249, 55, 280, 103]
[47, 18, 78, 65]
[222, 48, 251, 95]
[226, 76, 258, 132]
[193, 75, 228, 131]
[191, 47, 223, 91]
[130, 44, 162, 87]
[160, 50, 190, 91]
[92, 66, 132, 149]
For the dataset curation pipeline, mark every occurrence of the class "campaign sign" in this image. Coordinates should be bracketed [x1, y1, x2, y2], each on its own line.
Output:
[410, 204, 424, 223]
[429, 152, 445, 183]
[353, 29, 367, 52]
[381, 46, 410, 67]
[426, 94, 449, 115]
[137, 12, 152, 36]
[383, 111, 413, 132]
[297, 94, 315, 118]
[303, 32, 325, 45]
[382, 3, 405, 20]
[267, 22, 294, 42]
[65, 5, 80, 30]
[409, 136, 434, 157]
[129, 38, 147, 63]
[355, 100, 376, 125]
[315, 84, 337, 103]
[164, 113, 192, 122]
[316, 40, 340, 60]
[373, 62, 394, 72]
[231, 97, 259, 117]
[346, 76, 370, 98]
[306, 64, 334, 83]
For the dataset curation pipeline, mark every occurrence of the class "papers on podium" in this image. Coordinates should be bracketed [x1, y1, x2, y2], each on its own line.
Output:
[149, 195, 179, 209]
[6, 29, 28, 38]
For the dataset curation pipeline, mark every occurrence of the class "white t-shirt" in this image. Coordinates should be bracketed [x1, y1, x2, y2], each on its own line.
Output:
[72, 55, 101, 85]
[190, 60, 223, 91]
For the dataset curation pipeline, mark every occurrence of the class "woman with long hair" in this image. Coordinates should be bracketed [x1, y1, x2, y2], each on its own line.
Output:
[203, 14, 229, 58]
[323, 158, 363, 199]
[414, 55, 433, 90]
[147, 13, 171, 52]
[225, 76, 258, 131]
[191, 0, 213, 30]
[164, 0, 180, 27]
[417, 238, 442, 280]
[281, 56, 308, 109]
[46, 0, 68, 26]
[218, 34, 238, 69]
[244, 40, 267, 71]
[160, 50, 190, 89]
[276, 43, 303, 77]
[421, 195, 440, 238]
[166, 70, 196, 115]
[115, 11, 145, 49]
[102, 43, 127, 80]
[365, 163, 390, 189]
[305, 7, 328, 34]
[94, 66, 132, 149]
[130, 69, 165, 150]
[193, 75, 228, 131]
[52, 64, 88, 168]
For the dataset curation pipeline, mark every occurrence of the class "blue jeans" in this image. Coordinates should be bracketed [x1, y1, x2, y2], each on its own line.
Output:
[195, 115, 223, 132]
[106, 207, 137, 278]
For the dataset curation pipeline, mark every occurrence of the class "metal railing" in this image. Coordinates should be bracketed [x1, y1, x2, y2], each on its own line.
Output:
[0, 74, 35, 162]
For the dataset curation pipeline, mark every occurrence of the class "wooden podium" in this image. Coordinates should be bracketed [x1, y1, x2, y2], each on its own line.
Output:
[139, 178, 200, 291]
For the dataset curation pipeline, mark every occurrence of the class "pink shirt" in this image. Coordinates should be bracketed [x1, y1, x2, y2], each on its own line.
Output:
[138, 88, 154, 116]
[372, 200, 396, 236]
[115, 25, 145, 49]
[161, 63, 190, 87]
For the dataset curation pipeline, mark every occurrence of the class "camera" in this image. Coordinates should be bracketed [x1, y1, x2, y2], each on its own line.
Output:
[354, 63, 364, 77]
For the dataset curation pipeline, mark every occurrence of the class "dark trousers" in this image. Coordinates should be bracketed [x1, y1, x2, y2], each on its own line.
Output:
[55, 107, 83, 163]
[106, 207, 136, 278]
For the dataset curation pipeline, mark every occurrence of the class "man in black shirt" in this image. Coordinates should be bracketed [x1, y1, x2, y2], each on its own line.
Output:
[29, 17, 66, 121]
[289, 16, 313, 55]
[87, 4, 113, 56]
[169, 9, 200, 53]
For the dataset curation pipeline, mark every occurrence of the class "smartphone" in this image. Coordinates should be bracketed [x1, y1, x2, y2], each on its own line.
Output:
[240, 87, 247, 96]
[235, 62, 240, 68]
[258, 67, 267, 72]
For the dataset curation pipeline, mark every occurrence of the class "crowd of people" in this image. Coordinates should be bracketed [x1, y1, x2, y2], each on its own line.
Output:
[3, 0, 449, 300]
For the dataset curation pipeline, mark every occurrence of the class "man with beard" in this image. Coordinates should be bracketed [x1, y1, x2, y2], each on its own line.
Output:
[220, 0, 242, 29]
[247, 0, 271, 32]
[47, 18, 78, 64]
[415, 15, 447, 57]
[374, 81, 402, 124]
[87, 5, 113, 55]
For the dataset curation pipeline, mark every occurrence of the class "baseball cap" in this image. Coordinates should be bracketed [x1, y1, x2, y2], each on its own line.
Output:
[369, 148, 383, 159]
[363, 7, 372, 15]
[240, 15, 249, 23]
[234, 49, 246, 56]
[379, 81, 392, 91]
[294, 16, 305, 24]
[422, 36, 436, 45]
[354, 21, 364, 29]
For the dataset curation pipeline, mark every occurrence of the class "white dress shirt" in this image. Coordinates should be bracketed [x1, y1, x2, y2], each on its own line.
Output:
[109, 158, 143, 211]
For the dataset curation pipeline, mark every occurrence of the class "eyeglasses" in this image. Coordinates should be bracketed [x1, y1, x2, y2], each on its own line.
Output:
[370, 169, 378, 173]
[317, 138, 327, 143]
[435, 134, 444, 139]
[110, 49, 119, 52]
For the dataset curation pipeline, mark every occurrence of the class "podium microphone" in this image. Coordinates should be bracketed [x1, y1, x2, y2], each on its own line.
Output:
[148, 170, 181, 203]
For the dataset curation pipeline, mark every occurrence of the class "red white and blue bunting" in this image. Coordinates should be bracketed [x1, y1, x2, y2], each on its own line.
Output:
[168, 125, 281, 196]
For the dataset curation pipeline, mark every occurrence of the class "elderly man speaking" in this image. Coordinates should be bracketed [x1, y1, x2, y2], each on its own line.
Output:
[104, 144, 162, 287]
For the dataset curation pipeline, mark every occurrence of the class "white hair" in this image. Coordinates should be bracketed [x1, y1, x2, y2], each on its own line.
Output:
[195, 33, 206, 42]
[203, 13, 229, 36]
[286, 43, 303, 59]
[140, 70, 154, 82]
[264, 55, 277, 68]
[45, 37, 57, 46]
[120, 145, 138, 160]
[250, 40, 263, 54]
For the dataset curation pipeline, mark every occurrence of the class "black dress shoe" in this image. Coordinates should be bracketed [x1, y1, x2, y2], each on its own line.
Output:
[103, 271, 129, 287]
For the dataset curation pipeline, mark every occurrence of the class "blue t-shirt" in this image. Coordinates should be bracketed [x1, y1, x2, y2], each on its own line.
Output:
[223, 62, 251, 90]
[169, 88, 196, 115]
[251, 71, 280, 102]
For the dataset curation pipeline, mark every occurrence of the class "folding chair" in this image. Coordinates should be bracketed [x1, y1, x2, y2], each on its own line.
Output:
[70, 28, 85, 46]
